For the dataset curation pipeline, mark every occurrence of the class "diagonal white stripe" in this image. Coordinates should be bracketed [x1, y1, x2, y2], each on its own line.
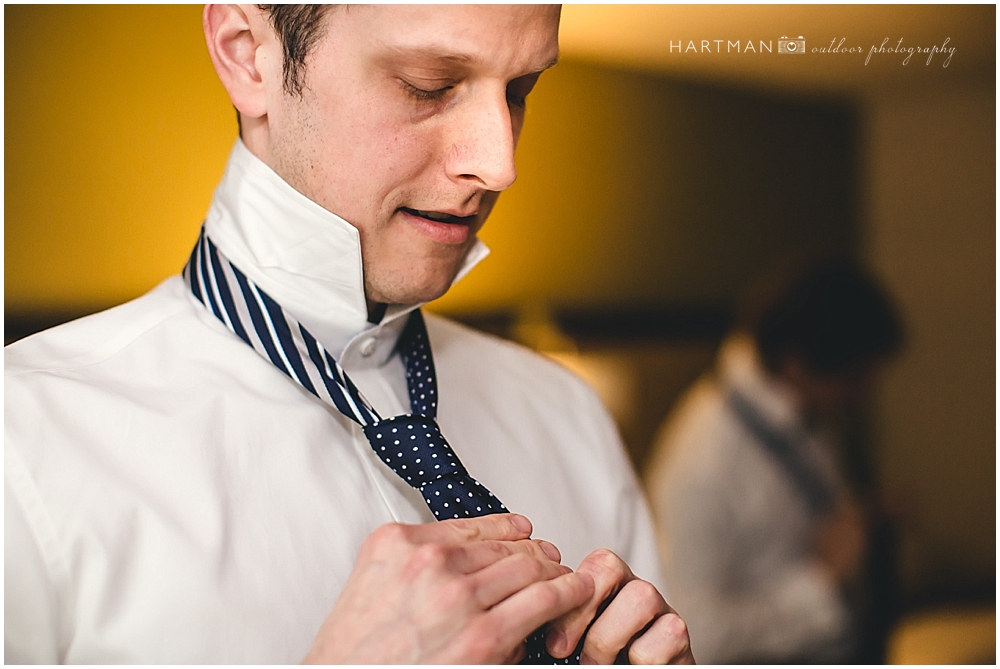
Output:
[322, 347, 378, 424]
[306, 336, 376, 424]
[343, 374, 379, 423]
[283, 310, 336, 405]
[220, 260, 269, 357]
[315, 338, 337, 380]
[336, 371, 371, 424]
[246, 281, 299, 382]
[195, 240, 214, 315]
[204, 248, 236, 333]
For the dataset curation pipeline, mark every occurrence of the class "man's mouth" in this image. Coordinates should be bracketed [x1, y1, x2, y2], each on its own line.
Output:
[399, 207, 476, 226]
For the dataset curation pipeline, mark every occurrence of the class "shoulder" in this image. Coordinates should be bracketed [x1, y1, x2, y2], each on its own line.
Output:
[423, 311, 608, 413]
[650, 373, 730, 460]
[5, 275, 267, 389]
[4, 275, 267, 454]
[644, 371, 753, 499]
[423, 311, 630, 503]
[424, 311, 555, 368]
[6, 276, 199, 377]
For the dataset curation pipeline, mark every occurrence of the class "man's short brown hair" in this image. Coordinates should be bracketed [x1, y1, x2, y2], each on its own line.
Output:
[258, 4, 333, 96]
[743, 259, 904, 376]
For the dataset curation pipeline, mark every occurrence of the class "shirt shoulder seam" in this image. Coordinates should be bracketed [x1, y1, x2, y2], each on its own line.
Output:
[5, 287, 196, 378]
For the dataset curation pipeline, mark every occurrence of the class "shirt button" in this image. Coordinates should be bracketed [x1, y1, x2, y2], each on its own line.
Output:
[359, 338, 377, 357]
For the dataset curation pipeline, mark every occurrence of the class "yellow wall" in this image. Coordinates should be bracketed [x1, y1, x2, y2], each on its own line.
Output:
[5, 5, 233, 313]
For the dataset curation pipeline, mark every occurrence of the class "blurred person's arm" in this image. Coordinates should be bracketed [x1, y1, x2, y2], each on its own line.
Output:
[812, 498, 868, 586]
[660, 476, 852, 663]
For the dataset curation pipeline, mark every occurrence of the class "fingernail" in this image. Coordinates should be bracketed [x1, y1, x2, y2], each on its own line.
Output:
[509, 514, 532, 534]
[580, 653, 597, 665]
[538, 540, 561, 562]
[546, 629, 567, 656]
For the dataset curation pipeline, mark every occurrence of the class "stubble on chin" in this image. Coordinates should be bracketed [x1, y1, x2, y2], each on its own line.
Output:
[362, 245, 471, 307]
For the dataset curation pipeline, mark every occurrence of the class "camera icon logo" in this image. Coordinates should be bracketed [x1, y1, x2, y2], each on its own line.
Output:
[778, 36, 806, 54]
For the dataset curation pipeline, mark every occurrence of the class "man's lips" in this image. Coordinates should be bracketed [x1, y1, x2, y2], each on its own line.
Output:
[398, 207, 478, 244]
[399, 207, 477, 226]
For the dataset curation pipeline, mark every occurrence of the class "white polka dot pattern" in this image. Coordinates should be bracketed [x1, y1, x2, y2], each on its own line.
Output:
[362, 415, 506, 518]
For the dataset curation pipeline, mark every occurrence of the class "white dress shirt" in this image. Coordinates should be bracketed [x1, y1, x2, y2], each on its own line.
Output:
[5, 140, 665, 663]
[643, 335, 852, 663]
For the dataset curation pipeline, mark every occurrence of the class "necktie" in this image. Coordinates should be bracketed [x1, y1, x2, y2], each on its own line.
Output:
[185, 228, 579, 663]
[726, 390, 836, 517]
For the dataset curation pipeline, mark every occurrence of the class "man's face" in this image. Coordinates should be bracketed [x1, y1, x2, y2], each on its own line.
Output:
[258, 5, 561, 306]
[781, 355, 882, 418]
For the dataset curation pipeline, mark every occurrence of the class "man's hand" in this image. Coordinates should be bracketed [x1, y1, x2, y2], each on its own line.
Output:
[304, 514, 594, 664]
[544, 550, 695, 664]
[813, 500, 868, 586]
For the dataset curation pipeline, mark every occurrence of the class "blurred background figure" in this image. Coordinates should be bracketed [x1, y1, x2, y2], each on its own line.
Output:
[643, 259, 904, 664]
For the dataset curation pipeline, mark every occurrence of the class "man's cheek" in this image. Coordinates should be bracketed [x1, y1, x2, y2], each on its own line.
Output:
[377, 121, 445, 167]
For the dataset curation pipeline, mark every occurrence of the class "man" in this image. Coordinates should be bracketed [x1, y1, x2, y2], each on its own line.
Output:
[6, 5, 693, 664]
[644, 260, 903, 663]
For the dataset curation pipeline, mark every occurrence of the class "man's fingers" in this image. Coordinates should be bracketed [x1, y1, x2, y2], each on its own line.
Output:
[363, 515, 534, 561]
[450, 537, 562, 575]
[501, 641, 528, 665]
[627, 612, 695, 665]
[412, 513, 534, 544]
[471, 551, 573, 608]
[579, 579, 668, 664]
[433, 572, 594, 664]
[546, 549, 634, 657]
[485, 571, 596, 647]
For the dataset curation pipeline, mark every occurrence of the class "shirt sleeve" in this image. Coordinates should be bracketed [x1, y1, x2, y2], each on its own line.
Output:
[579, 382, 669, 597]
[675, 542, 850, 663]
[5, 448, 64, 664]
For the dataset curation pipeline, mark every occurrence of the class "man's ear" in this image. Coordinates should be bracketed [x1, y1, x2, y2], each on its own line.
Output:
[203, 4, 276, 121]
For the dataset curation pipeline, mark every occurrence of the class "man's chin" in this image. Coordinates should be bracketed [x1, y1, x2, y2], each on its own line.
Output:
[366, 274, 457, 308]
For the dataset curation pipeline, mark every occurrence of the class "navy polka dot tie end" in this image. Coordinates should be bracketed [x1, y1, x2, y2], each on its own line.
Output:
[185, 228, 582, 664]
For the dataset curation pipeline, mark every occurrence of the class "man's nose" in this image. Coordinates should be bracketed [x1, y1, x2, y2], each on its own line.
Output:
[446, 89, 518, 192]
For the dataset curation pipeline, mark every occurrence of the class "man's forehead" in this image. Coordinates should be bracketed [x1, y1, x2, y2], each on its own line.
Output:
[329, 5, 560, 73]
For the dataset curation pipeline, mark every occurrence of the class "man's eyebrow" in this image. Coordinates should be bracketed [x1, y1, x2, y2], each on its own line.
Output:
[382, 45, 479, 66]
[381, 46, 560, 74]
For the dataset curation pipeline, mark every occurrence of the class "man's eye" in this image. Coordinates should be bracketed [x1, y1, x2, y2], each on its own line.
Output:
[402, 81, 452, 102]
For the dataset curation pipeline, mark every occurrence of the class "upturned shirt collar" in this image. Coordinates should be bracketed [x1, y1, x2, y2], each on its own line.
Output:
[717, 333, 806, 436]
[202, 140, 489, 362]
